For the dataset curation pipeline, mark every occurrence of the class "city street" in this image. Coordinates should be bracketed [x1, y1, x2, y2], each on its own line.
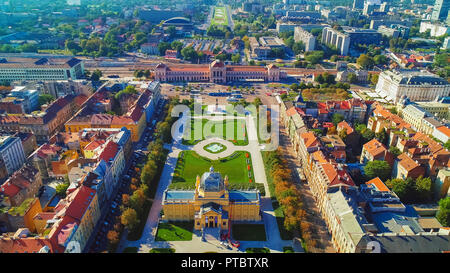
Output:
[85, 99, 167, 253]
[278, 123, 335, 253]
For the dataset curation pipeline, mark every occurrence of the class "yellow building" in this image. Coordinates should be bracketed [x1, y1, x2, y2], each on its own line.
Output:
[110, 111, 146, 143]
[8, 198, 43, 233]
[162, 167, 261, 230]
[82, 140, 105, 159]
[33, 212, 56, 234]
[65, 109, 146, 143]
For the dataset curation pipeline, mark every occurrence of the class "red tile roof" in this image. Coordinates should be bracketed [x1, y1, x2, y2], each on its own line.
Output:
[227, 66, 266, 72]
[98, 141, 118, 162]
[128, 106, 143, 122]
[286, 107, 300, 117]
[412, 132, 442, 154]
[372, 102, 410, 129]
[337, 121, 354, 135]
[363, 138, 388, 159]
[36, 143, 62, 158]
[33, 212, 56, 221]
[321, 163, 355, 188]
[398, 153, 421, 172]
[437, 126, 450, 138]
[57, 218, 78, 246]
[301, 131, 320, 149]
[91, 114, 113, 126]
[0, 181, 21, 197]
[74, 94, 88, 106]
[111, 115, 133, 125]
[0, 165, 37, 198]
[366, 177, 390, 192]
[312, 150, 328, 163]
[84, 139, 105, 151]
[65, 185, 96, 221]
[169, 66, 209, 72]
[0, 237, 55, 253]
[0, 115, 20, 124]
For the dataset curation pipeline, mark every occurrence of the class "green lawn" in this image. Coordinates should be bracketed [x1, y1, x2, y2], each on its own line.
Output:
[203, 142, 227, 154]
[190, 105, 208, 116]
[155, 221, 194, 241]
[8, 198, 35, 216]
[123, 247, 138, 253]
[38, 49, 71, 55]
[246, 247, 270, 253]
[232, 224, 266, 241]
[149, 248, 176, 253]
[182, 118, 248, 146]
[211, 6, 229, 26]
[170, 151, 255, 189]
[267, 83, 290, 88]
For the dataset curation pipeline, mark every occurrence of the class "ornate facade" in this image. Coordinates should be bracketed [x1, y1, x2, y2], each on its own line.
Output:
[162, 167, 261, 230]
[154, 60, 282, 83]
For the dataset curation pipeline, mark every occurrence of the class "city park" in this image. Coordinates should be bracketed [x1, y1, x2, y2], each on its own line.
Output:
[120, 102, 297, 253]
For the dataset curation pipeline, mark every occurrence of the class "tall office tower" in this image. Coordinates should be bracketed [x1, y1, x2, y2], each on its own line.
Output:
[431, 0, 450, 22]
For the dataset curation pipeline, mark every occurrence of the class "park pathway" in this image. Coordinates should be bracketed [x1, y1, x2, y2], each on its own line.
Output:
[117, 109, 299, 253]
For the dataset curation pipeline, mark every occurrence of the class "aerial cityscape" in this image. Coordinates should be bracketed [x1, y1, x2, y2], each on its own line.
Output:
[0, 0, 449, 256]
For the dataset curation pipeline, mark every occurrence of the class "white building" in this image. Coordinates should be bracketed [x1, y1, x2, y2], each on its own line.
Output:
[375, 70, 450, 103]
[419, 21, 450, 37]
[7, 86, 39, 113]
[432, 126, 450, 143]
[42, 80, 94, 98]
[442, 37, 450, 49]
[323, 189, 367, 253]
[140, 42, 159, 55]
[294, 26, 316, 51]
[321, 27, 350, 55]
[0, 135, 26, 175]
[276, 22, 301, 33]
[0, 57, 85, 83]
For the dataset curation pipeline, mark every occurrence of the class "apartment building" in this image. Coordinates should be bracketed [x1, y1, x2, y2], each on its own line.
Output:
[294, 26, 316, 51]
[419, 21, 450, 37]
[0, 135, 25, 175]
[360, 138, 394, 166]
[321, 27, 381, 55]
[0, 163, 42, 207]
[42, 80, 94, 98]
[0, 94, 86, 142]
